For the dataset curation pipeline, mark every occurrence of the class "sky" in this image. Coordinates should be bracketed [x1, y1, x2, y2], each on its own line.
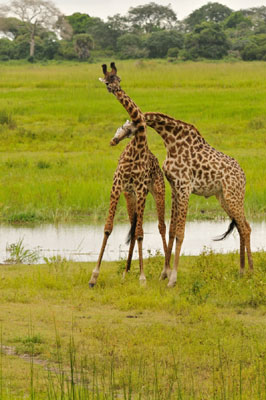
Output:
[51, 0, 266, 20]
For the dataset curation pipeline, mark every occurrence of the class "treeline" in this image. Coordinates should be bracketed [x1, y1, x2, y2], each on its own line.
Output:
[0, 1, 265, 62]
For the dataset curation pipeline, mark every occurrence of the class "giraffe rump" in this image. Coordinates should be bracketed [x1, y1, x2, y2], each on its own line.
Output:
[213, 219, 237, 241]
[126, 212, 137, 245]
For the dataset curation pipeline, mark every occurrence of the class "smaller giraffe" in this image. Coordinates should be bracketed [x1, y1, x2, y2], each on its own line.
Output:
[89, 64, 167, 287]
[116, 113, 253, 287]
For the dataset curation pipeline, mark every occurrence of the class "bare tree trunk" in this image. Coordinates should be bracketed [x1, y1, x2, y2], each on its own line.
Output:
[30, 23, 36, 57]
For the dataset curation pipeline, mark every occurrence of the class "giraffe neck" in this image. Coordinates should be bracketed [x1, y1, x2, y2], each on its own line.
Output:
[144, 112, 205, 151]
[113, 89, 147, 148]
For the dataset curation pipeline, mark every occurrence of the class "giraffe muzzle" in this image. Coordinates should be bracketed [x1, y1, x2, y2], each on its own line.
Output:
[110, 138, 119, 146]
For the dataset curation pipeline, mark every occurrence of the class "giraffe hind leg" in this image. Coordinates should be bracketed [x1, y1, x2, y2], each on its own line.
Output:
[244, 219, 253, 271]
[150, 177, 168, 279]
[125, 212, 137, 273]
[215, 194, 253, 274]
[123, 192, 137, 276]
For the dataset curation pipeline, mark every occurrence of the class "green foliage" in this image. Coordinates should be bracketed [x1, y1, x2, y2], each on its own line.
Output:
[0, 3, 266, 61]
[66, 12, 91, 34]
[224, 11, 252, 29]
[167, 47, 180, 59]
[0, 38, 14, 60]
[12, 34, 30, 59]
[5, 238, 40, 264]
[0, 109, 16, 128]
[241, 34, 266, 60]
[73, 33, 93, 60]
[145, 30, 184, 58]
[117, 33, 147, 59]
[185, 2, 232, 31]
[185, 22, 230, 59]
[127, 2, 177, 33]
[57, 40, 76, 60]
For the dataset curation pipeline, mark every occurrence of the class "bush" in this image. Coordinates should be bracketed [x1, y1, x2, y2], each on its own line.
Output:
[167, 47, 179, 58]
[241, 34, 266, 60]
[185, 22, 230, 59]
[117, 34, 147, 59]
[145, 30, 184, 58]
[0, 38, 14, 59]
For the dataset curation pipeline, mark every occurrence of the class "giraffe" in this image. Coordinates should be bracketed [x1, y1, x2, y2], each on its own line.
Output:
[88, 63, 167, 287]
[114, 112, 253, 287]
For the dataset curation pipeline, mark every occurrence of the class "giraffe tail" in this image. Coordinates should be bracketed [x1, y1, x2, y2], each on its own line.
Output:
[126, 212, 137, 245]
[213, 219, 237, 241]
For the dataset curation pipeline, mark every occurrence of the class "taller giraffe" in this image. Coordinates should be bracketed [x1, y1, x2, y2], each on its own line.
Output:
[89, 63, 167, 287]
[112, 112, 253, 287]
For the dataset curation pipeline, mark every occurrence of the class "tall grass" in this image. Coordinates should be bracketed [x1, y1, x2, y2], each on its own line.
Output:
[0, 61, 265, 222]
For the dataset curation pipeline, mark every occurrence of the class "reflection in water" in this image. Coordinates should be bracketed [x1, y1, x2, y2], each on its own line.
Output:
[0, 220, 265, 264]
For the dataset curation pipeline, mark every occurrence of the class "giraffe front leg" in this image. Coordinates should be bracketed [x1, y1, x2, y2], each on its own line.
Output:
[160, 189, 177, 280]
[123, 191, 137, 278]
[167, 192, 189, 288]
[89, 232, 109, 287]
[135, 187, 147, 284]
[89, 181, 121, 287]
[151, 174, 167, 256]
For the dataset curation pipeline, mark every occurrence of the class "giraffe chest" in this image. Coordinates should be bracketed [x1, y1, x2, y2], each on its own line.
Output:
[119, 161, 150, 190]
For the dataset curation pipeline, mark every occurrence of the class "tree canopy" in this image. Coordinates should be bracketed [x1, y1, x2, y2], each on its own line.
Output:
[0, 1, 264, 62]
[127, 2, 177, 33]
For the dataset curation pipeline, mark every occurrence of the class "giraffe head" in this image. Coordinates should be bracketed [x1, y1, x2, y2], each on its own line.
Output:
[110, 120, 137, 146]
[99, 62, 121, 93]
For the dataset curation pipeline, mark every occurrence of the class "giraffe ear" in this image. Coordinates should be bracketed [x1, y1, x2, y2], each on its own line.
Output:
[110, 62, 117, 74]
[102, 64, 107, 75]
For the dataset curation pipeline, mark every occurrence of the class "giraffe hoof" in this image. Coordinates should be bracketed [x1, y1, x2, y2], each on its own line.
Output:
[160, 269, 171, 280]
[139, 277, 146, 286]
[160, 273, 168, 281]
[89, 282, 95, 288]
[167, 280, 176, 288]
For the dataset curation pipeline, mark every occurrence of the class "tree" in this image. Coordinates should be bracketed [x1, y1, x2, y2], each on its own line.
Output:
[242, 6, 266, 33]
[106, 14, 130, 50]
[117, 33, 147, 59]
[0, 0, 61, 58]
[241, 34, 266, 60]
[57, 39, 76, 60]
[0, 38, 14, 60]
[127, 2, 177, 33]
[0, 16, 28, 39]
[185, 2, 232, 31]
[185, 22, 230, 59]
[224, 11, 251, 29]
[66, 12, 91, 34]
[67, 13, 113, 50]
[74, 33, 93, 60]
[145, 30, 184, 58]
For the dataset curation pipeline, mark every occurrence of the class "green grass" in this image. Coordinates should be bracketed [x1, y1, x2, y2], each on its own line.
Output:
[0, 250, 266, 398]
[0, 60, 266, 223]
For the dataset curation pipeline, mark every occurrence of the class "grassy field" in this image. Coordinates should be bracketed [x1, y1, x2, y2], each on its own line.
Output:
[0, 61, 265, 399]
[0, 60, 265, 223]
[0, 250, 266, 399]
